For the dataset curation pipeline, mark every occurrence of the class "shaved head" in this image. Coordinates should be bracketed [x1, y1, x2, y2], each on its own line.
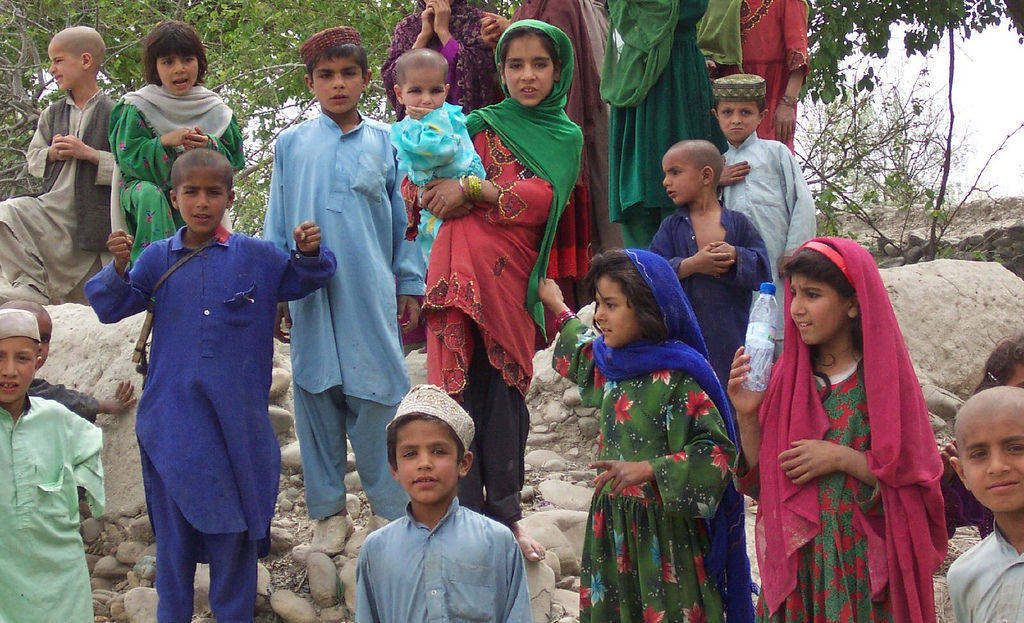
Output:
[394, 48, 449, 85]
[50, 26, 106, 64]
[0, 300, 49, 323]
[955, 386, 1024, 442]
[665, 140, 724, 186]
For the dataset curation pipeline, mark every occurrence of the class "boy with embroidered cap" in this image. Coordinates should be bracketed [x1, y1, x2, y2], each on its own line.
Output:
[0, 26, 114, 305]
[947, 386, 1024, 622]
[712, 73, 816, 337]
[355, 384, 531, 623]
[263, 25, 426, 550]
[0, 308, 104, 623]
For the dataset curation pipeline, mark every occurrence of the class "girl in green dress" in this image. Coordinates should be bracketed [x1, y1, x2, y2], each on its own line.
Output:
[109, 20, 244, 261]
[539, 249, 753, 623]
[727, 238, 946, 622]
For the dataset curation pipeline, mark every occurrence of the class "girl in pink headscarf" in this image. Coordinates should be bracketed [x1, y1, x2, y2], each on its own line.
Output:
[728, 237, 946, 623]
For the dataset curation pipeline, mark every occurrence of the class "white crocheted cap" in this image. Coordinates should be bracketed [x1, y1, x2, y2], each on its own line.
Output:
[389, 384, 475, 450]
[0, 309, 40, 342]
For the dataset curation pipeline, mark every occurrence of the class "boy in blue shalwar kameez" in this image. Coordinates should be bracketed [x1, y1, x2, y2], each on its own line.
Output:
[86, 149, 336, 622]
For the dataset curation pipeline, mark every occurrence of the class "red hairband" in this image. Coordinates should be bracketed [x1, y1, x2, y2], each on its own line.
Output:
[800, 240, 852, 283]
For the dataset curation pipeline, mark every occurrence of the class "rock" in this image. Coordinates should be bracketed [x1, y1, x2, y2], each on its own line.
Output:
[542, 458, 569, 472]
[922, 384, 964, 422]
[320, 605, 349, 623]
[281, 441, 303, 473]
[92, 576, 114, 590]
[527, 431, 559, 445]
[116, 541, 148, 565]
[311, 514, 354, 555]
[346, 492, 362, 517]
[526, 560, 555, 623]
[882, 259, 1024, 396]
[128, 515, 154, 544]
[268, 405, 293, 436]
[270, 526, 296, 555]
[903, 245, 925, 264]
[542, 400, 571, 424]
[93, 555, 131, 579]
[339, 558, 359, 608]
[307, 552, 340, 607]
[521, 485, 536, 503]
[134, 556, 156, 582]
[930, 413, 949, 433]
[269, 590, 318, 623]
[291, 543, 311, 564]
[257, 563, 271, 596]
[123, 587, 159, 623]
[193, 564, 211, 613]
[344, 527, 370, 557]
[269, 367, 291, 400]
[552, 588, 581, 619]
[81, 517, 102, 544]
[344, 470, 362, 492]
[525, 449, 563, 468]
[109, 594, 127, 622]
[279, 498, 294, 512]
[538, 480, 593, 512]
[543, 549, 562, 581]
[519, 510, 588, 576]
[562, 386, 582, 407]
[577, 416, 600, 439]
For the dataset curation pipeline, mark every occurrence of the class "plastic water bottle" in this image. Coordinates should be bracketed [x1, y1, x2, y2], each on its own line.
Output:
[742, 282, 778, 391]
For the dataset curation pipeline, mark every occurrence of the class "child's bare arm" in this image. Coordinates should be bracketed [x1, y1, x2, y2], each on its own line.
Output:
[106, 230, 134, 276]
[538, 278, 569, 315]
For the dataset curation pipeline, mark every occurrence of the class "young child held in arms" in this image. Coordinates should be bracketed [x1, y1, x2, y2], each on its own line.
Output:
[0, 26, 114, 305]
[0, 308, 105, 623]
[947, 386, 1024, 622]
[0, 300, 135, 421]
[713, 74, 816, 337]
[355, 384, 531, 623]
[728, 238, 946, 622]
[390, 47, 485, 260]
[87, 149, 336, 621]
[109, 20, 245, 261]
[650, 139, 771, 386]
[263, 26, 425, 551]
[539, 249, 752, 623]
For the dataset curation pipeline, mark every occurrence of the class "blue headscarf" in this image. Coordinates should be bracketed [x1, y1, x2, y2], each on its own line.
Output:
[591, 249, 755, 622]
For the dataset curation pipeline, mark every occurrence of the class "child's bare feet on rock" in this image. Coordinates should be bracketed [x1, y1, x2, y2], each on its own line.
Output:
[511, 522, 545, 561]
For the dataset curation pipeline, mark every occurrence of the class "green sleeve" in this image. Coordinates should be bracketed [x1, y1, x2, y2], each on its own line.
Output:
[67, 413, 105, 517]
[109, 102, 175, 188]
[648, 375, 737, 516]
[552, 317, 603, 407]
[210, 115, 245, 170]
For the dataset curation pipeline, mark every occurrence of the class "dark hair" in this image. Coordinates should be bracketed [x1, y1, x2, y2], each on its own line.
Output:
[143, 21, 207, 86]
[305, 44, 369, 77]
[974, 334, 1024, 394]
[584, 250, 668, 343]
[170, 148, 234, 190]
[713, 97, 767, 113]
[784, 246, 863, 352]
[498, 26, 561, 74]
[386, 413, 466, 470]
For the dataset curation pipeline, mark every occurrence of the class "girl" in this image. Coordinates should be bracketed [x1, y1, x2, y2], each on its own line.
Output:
[728, 237, 947, 622]
[539, 249, 752, 623]
[109, 20, 244, 261]
[404, 21, 582, 560]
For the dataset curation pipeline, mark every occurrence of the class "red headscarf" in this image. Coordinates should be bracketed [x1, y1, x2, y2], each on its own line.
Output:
[756, 237, 947, 621]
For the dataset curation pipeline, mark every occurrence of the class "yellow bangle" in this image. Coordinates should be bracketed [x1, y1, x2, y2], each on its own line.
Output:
[462, 175, 484, 202]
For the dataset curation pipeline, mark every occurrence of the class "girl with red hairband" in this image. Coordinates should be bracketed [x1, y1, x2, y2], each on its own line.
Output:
[728, 237, 947, 622]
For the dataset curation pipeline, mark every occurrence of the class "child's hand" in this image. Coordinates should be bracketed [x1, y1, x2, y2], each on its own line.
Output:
[708, 240, 736, 264]
[160, 127, 193, 148]
[480, 12, 509, 48]
[293, 221, 321, 255]
[778, 439, 846, 484]
[720, 161, 750, 186]
[538, 278, 568, 314]
[419, 4, 436, 39]
[274, 302, 292, 343]
[182, 127, 209, 150]
[940, 442, 959, 483]
[591, 460, 655, 496]
[777, 253, 793, 279]
[398, 295, 421, 330]
[51, 134, 99, 163]
[106, 230, 134, 276]
[405, 106, 434, 120]
[727, 347, 765, 419]
[685, 244, 734, 277]
[97, 380, 137, 415]
[48, 134, 69, 161]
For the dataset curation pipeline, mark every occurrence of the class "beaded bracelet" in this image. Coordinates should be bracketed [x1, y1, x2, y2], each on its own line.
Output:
[555, 309, 576, 331]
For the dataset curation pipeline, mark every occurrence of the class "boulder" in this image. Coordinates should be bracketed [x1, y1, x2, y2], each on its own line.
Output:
[269, 590, 317, 623]
[525, 559, 555, 623]
[538, 480, 593, 512]
[123, 587, 159, 623]
[518, 510, 588, 576]
[307, 551, 340, 607]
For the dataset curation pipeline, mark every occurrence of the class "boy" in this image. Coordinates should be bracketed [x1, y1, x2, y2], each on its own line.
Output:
[650, 139, 771, 385]
[712, 73, 816, 334]
[0, 300, 135, 421]
[948, 386, 1024, 622]
[355, 384, 531, 623]
[87, 149, 336, 622]
[0, 308, 104, 623]
[0, 26, 114, 305]
[263, 26, 427, 551]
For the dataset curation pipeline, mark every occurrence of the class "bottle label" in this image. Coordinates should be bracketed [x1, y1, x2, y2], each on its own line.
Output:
[745, 321, 776, 346]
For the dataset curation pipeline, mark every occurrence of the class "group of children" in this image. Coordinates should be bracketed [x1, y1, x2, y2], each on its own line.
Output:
[1, 13, 1020, 623]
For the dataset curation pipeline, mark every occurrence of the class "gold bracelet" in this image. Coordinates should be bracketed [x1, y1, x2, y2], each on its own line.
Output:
[463, 175, 484, 202]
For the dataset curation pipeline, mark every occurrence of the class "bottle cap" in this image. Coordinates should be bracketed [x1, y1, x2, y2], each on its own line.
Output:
[758, 282, 776, 295]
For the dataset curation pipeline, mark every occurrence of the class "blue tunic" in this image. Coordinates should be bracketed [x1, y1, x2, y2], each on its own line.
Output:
[263, 114, 426, 405]
[649, 206, 771, 385]
[85, 230, 336, 538]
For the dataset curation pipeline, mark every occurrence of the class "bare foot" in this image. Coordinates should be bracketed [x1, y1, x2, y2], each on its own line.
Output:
[511, 522, 545, 562]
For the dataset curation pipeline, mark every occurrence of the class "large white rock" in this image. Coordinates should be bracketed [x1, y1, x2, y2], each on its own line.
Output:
[538, 480, 593, 512]
[525, 559, 555, 623]
[881, 260, 1024, 396]
[123, 587, 159, 623]
[518, 510, 588, 576]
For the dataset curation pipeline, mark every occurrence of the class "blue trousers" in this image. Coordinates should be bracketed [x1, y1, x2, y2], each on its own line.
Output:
[144, 455, 258, 623]
[293, 385, 408, 519]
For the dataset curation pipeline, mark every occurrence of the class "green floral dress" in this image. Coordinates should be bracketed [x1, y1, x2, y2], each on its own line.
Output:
[737, 370, 894, 622]
[109, 102, 245, 261]
[554, 318, 737, 623]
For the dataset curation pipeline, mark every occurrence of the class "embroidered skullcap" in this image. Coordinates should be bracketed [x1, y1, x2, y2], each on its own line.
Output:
[300, 26, 362, 65]
[712, 73, 767, 101]
[390, 384, 475, 450]
[0, 309, 40, 342]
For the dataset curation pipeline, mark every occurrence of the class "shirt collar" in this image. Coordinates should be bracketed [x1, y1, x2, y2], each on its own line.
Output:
[168, 226, 231, 252]
[736, 131, 760, 151]
[64, 89, 103, 110]
[405, 496, 461, 532]
[319, 112, 365, 136]
[992, 522, 1024, 559]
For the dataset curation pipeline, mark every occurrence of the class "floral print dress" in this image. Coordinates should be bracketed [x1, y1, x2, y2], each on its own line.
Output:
[554, 317, 737, 623]
[737, 369, 894, 622]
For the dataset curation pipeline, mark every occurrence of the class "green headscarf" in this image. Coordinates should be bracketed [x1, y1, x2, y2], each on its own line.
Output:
[600, 0, 680, 107]
[466, 19, 583, 336]
[698, 0, 743, 67]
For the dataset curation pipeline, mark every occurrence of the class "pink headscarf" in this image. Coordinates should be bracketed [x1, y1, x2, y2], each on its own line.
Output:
[756, 237, 947, 621]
